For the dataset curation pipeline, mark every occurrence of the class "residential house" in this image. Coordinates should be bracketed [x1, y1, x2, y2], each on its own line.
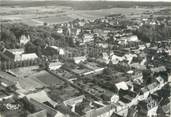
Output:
[81, 33, 94, 43]
[157, 96, 171, 117]
[20, 34, 30, 46]
[114, 101, 129, 117]
[48, 61, 63, 71]
[73, 56, 87, 64]
[124, 53, 137, 65]
[49, 46, 65, 56]
[4, 49, 38, 62]
[99, 52, 125, 65]
[93, 29, 110, 40]
[118, 35, 139, 45]
[139, 87, 150, 101]
[78, 20, 86, 27]
[115, 81, 129, 91]
[138, 94, 160, 117]
[56, 28, 63, 34]
[63, 95, 85, 113]
[4, 49, 24, 61]
[119, 89, 138, 107]
[20, 53, 38, 61]
[74, 98, 106, 117]
[111, 112, 123, 117]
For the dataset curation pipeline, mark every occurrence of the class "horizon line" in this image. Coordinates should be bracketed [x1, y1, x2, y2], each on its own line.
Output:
[2, 0, 171, 2]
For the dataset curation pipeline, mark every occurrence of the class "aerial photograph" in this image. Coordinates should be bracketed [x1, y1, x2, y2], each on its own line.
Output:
[0, 0, 171, 117]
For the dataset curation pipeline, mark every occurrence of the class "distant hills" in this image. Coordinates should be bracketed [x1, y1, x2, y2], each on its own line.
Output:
[1, 0, 171, 2]
[1, 0, 171, 10]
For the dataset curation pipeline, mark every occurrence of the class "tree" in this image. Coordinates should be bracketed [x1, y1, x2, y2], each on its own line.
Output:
[134, 24, 169, 43]
[0, 41, 5, 51]
[51, 32, 66, 45]
[24, 42, 37, 53]
[142, 70, 153, 85]
[0, 27, 17, 49]
[9, 23, 29, 39]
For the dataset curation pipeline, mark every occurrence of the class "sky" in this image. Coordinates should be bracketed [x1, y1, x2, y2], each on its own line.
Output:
[3, 0, 171, 2]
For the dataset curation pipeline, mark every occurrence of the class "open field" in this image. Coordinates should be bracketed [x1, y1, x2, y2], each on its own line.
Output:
[0, 1, 171, 26]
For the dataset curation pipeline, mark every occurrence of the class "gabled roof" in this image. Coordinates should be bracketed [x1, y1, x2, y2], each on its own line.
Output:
[140, 87, 149, 93]
[111, 112, 123, 117]
[0, 71, 18, 84]
[119, 89, 137, 98]
[6, 49, 24, 55]
[161, 102, 170, 114]
[115, 81, 128, 90]
[147, 82, 158, 91]
[138, 101, 148, 111]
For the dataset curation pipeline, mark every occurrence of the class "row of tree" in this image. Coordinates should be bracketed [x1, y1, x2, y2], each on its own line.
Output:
[0, 59, 40, 70]
[134, 24, 170, 42]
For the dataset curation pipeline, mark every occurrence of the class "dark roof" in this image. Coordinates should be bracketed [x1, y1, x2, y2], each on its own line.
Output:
[138, 101, 148, 111]
[138, 94, 161, 112]
[111, 112, 123, 117]
[149, 94, 161, 102]
[161, 102, 170, 114]
[0, 71, 18, 83]
[120, 96, 132, 103]
[119, 89, 137, 98]
[127, 106, 139, 117]
[133, 83, 143, 93]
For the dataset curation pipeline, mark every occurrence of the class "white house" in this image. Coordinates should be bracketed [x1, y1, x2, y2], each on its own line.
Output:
[20, 53, 38, 61]
[101, 52, 125, 65]
[124, 53, 137, 64]
[57, 28, 63, 34]
[4, 49, 38, 62]
[115, 81, 129, 90]
[50, 46, 65, 56]
[48, 62, 63, 71]
[63, 95, 85, 113]
[118, 35, 139, 45]
[73, 56, 86, 64]
[82, 34, 94, 43]
[20, 35, 30, 46]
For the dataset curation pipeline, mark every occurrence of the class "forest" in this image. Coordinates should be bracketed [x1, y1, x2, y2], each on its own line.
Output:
[0, 23, 68, 56]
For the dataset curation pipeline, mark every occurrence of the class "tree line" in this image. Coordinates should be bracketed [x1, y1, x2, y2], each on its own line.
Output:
[0, 23, 70, 56]
[0, 58, 41, 70]
[133, 23, 170, 42]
